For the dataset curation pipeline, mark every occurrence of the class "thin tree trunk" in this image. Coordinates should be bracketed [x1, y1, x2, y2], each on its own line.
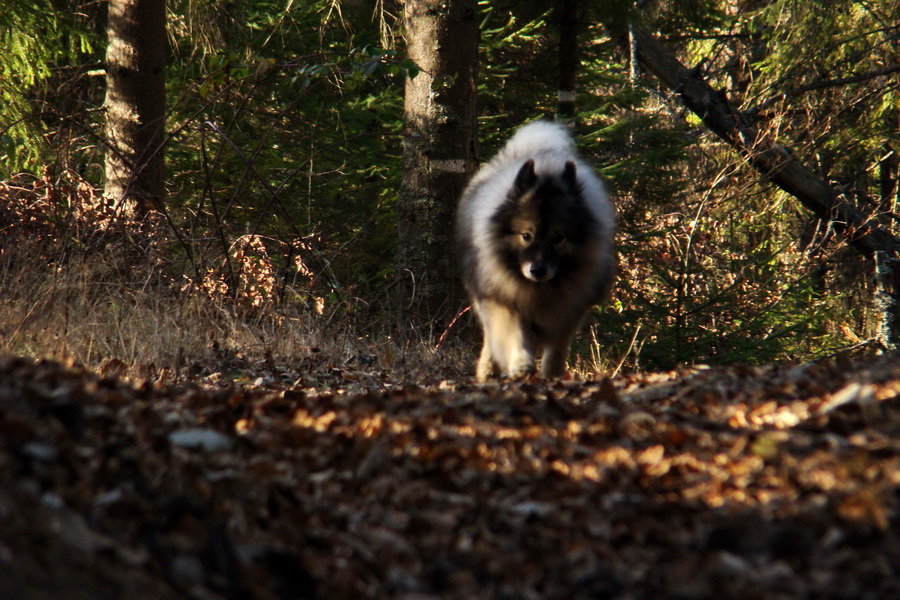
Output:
[104, 0, 166, 216]
[875, 251, 900, 350]
[398, 0, 479, 329]
[879, 110, 898, 216]
[556, 0, 578, 120]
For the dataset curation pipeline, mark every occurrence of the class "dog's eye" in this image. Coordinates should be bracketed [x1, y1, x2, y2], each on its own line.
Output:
[521, 232, 532, 243]
[551, 232, 566, 245]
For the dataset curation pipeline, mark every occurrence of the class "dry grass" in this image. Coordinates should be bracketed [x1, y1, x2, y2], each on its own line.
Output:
[0, 173, 453, 383]
[0, 248, 472, 383]
[1, 261, 474, 384]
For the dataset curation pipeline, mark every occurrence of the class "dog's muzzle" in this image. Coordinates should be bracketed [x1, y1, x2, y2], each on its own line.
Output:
[522, 261, 556, 282]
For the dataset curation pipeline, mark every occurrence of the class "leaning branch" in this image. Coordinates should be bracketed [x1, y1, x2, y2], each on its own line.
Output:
[626, 23, 900, 258]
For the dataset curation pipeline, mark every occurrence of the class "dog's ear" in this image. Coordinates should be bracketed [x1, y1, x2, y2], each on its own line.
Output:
[513, 159, 537, 193]
[563, 161, 578, 190]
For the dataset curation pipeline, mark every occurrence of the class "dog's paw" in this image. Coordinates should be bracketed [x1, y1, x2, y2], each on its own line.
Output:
[506, 359, 536, 380]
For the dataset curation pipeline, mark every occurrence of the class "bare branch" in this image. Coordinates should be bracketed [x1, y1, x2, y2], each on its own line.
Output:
[757, 63, 900, 112]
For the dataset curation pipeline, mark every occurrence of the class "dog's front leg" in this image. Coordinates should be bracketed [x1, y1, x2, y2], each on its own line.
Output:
[541, 334, 574, 378]
[475, 342, 498, 382]
[540, 320, 582, 378]
[505, 334, 536, 379]
[475, 300, 535, 380]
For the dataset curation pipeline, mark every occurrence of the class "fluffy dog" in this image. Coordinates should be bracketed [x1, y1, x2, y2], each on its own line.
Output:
[455, 121, 615, 381]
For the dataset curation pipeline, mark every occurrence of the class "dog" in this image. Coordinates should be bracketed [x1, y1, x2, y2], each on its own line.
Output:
[455, 120, 615, 381]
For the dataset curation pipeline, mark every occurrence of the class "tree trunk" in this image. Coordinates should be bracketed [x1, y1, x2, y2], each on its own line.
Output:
[556, 0, 578, 120]
[875, 251, 900, 351]
[104, 0, 166, 216]
[398, 0, 479, 330]
[879, 110, 898, 216]
[622, 22, 900, 346]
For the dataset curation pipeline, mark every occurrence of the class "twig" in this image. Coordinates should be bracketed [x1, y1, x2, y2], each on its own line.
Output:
[434, 305, 470, 351]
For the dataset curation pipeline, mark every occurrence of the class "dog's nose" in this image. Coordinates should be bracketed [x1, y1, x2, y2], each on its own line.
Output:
[530, 263, 548, 280]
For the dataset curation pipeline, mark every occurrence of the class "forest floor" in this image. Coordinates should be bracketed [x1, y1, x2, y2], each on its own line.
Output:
[2, 350, 900, 600]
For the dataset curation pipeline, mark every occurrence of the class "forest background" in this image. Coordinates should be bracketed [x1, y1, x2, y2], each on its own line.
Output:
[1, 0, 898, 379]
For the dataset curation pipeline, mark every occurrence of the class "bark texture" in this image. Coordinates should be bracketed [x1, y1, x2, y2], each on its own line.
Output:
[556, 0, 579, 120]
[398, 0, 479, 328]
[104, 0, 167, 215]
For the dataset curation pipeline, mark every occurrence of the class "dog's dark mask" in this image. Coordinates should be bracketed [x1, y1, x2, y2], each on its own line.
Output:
[491, 159, 595, 283]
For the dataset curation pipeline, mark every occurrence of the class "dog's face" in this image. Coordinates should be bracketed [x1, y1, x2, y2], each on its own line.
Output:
[491, 159, 593, 284]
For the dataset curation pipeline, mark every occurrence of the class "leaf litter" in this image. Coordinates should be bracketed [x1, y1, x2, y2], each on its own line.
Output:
[2, 352, 900, 599]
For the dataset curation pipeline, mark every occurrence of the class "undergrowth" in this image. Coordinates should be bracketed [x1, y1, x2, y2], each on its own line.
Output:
[0, 168, 873, 383]
[0, 170, 475, 384]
